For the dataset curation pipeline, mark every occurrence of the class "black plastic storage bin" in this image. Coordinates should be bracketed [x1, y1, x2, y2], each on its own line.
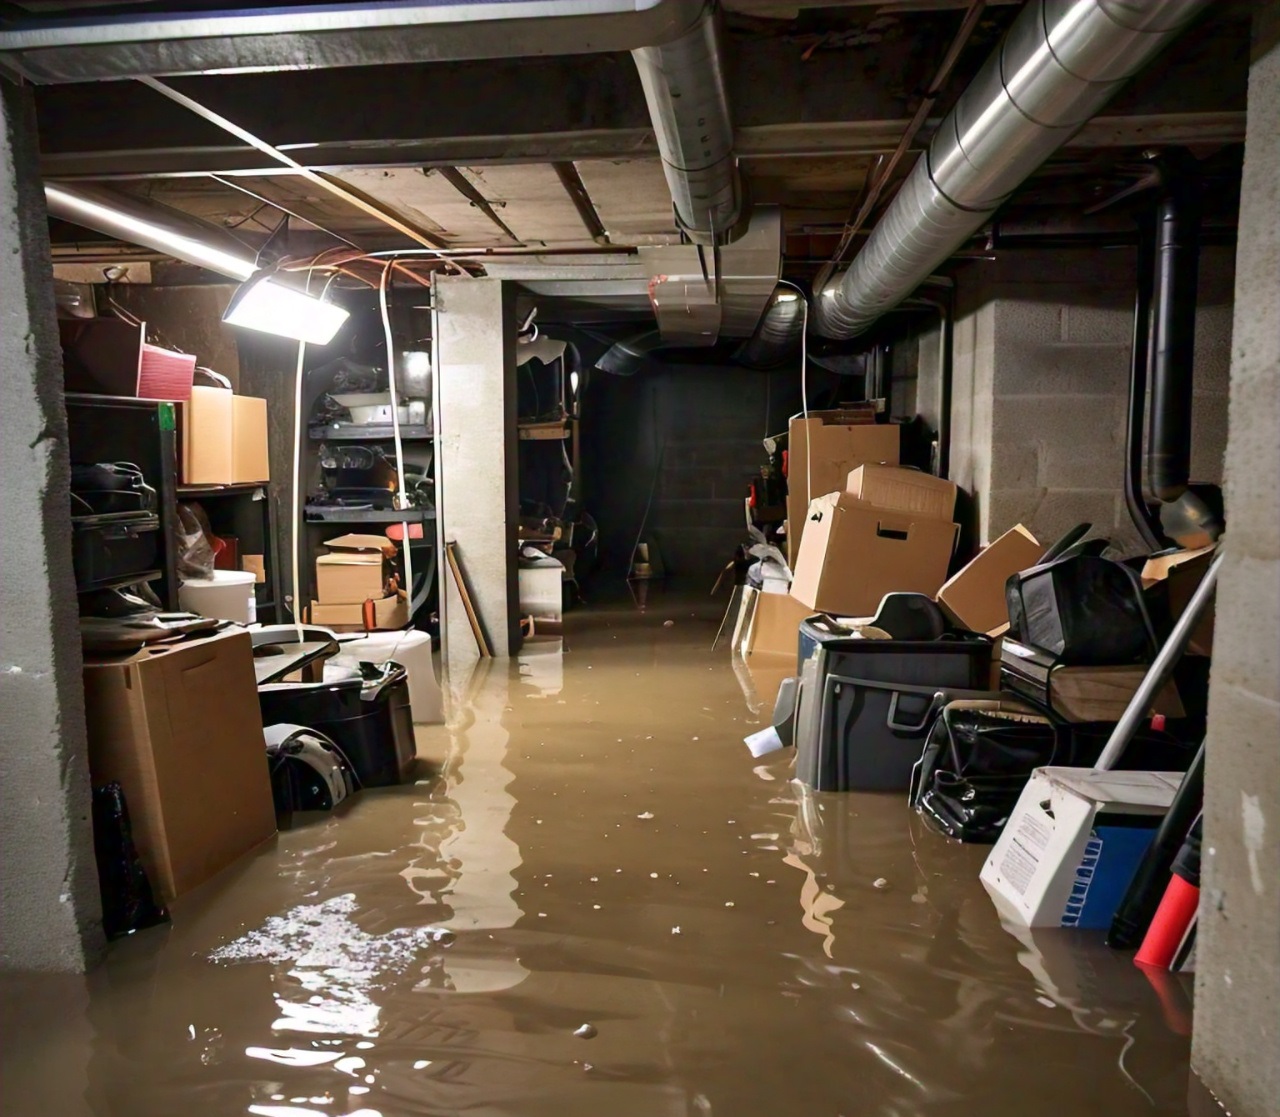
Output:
[71, 512, 160, 591]
[795, 617, 993, 792]
[257, 664, 415, 788]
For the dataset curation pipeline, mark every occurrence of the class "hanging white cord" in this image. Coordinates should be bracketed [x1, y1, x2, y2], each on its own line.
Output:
[289, 269, 339, 631]
[379, 262, 414, 617]
[775, 279, 812, 524]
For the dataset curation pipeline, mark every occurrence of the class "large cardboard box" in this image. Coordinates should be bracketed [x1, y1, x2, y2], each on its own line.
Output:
[1142, 544, 1216, 656]
[231, 396, 270, 483]
[81, 629, 276, 903]
[316, 550, 386, 604]
[744, 591, 811, 661]
[181, 387, 270, 484]
[1046, 664, 1184, 722]
[790, 492, 958, 617]
[981, 768, 1180, 928]
[308, 593, 409, 632]
[937, 524, 1044, 635]
[846, 464, 956, 522]
[787, 414, 899, 564]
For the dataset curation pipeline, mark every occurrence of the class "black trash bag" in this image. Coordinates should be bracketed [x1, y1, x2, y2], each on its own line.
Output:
[1006, 555, 1155, 665]
[911, 706, 1197, 843]
[92, 783, 169, 938]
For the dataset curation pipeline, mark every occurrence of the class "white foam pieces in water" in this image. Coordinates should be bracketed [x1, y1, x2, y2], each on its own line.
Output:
[211, 894, 446, 977]
[210, 894, 449, 1037]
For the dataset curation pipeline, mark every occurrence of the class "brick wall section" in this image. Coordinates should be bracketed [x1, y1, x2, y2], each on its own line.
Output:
[946, 244, 1234, 555]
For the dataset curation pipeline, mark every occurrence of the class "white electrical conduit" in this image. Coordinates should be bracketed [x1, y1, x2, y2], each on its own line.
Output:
[379, 262, 415, 612]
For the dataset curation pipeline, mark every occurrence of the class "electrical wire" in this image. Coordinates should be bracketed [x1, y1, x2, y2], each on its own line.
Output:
[379, 261, 415, 619]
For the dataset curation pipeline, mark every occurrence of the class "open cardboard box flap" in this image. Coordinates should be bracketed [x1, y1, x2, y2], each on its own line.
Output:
[936, 523, 1043, 635]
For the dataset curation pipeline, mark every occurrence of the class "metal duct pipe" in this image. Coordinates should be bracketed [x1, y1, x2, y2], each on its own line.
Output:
[45, 181, 257, 281]
[632, 2, 742, 244]
[812, 0, 1211, 338]
[735, 286, 804, 369]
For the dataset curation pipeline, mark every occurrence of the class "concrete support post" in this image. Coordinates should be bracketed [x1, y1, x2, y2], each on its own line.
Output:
[433, 277, 519, 682]
[1191, 8, 1280, 1114]
[0, 80, 103, 971]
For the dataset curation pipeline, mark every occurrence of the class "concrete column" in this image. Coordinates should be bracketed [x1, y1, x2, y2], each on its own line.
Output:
[0, 80, 103, 971]
[1191, 8, 1280, 1114]
[433, 277, 519, 681]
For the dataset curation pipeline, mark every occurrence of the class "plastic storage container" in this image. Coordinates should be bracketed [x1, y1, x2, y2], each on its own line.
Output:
[795, 617, 993, 791]
[179, 570, 257, 624]
[71, 513, 159, 591]
[257, 664, 415, 788]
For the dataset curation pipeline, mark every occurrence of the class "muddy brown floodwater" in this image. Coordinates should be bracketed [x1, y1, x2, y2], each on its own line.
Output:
[1, 589, 1198, 1116]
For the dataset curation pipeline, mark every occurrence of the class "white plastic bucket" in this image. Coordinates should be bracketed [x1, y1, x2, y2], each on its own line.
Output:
[329, 629, 442, 723]
[179, 570, 257, 624]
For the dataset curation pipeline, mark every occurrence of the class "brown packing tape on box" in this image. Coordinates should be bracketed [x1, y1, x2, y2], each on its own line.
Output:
[786, 414, 900, 565]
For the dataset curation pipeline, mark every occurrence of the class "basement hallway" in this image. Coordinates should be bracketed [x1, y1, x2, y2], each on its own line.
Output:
[0, 592, 1196, 1117]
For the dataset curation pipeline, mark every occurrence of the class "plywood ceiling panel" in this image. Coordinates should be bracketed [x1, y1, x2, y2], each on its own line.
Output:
[332, 167, 512, 246]
[458, 164, 597, 249]
[573, 158, 681, 246]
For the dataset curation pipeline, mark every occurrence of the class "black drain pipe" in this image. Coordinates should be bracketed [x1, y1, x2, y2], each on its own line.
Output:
[1124, 216, 1163, 549]
[1146, 152, 1201, 507]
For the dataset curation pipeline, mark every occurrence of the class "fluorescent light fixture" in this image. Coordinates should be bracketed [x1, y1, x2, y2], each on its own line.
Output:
[223, 273, 350, 345]
[775, 291, 800, 303]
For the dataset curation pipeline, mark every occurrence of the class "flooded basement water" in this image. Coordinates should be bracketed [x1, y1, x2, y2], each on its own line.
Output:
[1, 589, 1197, 1116]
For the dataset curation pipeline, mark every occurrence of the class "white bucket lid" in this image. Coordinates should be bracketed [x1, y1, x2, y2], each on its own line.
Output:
[182, 570, 257, 588]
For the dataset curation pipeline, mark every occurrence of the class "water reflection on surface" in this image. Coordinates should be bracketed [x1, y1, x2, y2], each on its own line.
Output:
[0, 591, 1195, 1115]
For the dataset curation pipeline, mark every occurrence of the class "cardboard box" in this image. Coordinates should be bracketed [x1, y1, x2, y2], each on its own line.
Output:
[787, 414, 900, 564]
[790, 492, 958, 617]
[181, 387, 271, 484]
[308, 593, 408, 632]
[981, 768, 1181, 928]
[181, 385, 234, 484]
[745, 591, 811, 660]
[231, 395, 270, 483]
[316, 550, 386, 604]
[937, 524, 1044, 635]
[846, 464, 957, 522]
[1142, 545, 1216, 656]
[81, 629, 276, 903]
[1047, 663, 1184, 722]
[242, 554, 266, 584]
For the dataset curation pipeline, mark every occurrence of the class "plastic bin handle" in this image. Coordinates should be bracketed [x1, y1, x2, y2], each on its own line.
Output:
[887, 689, 946, 733]
[827, 675, 1001, 734]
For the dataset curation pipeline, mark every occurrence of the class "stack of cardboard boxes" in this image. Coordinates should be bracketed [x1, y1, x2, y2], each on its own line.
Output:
[308, 534, 409, 631]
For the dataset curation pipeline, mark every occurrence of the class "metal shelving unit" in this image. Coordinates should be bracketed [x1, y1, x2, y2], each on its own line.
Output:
[177, 482, 282, 623]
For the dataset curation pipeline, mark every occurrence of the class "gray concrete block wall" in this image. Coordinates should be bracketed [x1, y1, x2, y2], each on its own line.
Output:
[945, 243, 1235, 555]
[0, 82, 103, 972]
[1192, 9, 1280, 1113]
